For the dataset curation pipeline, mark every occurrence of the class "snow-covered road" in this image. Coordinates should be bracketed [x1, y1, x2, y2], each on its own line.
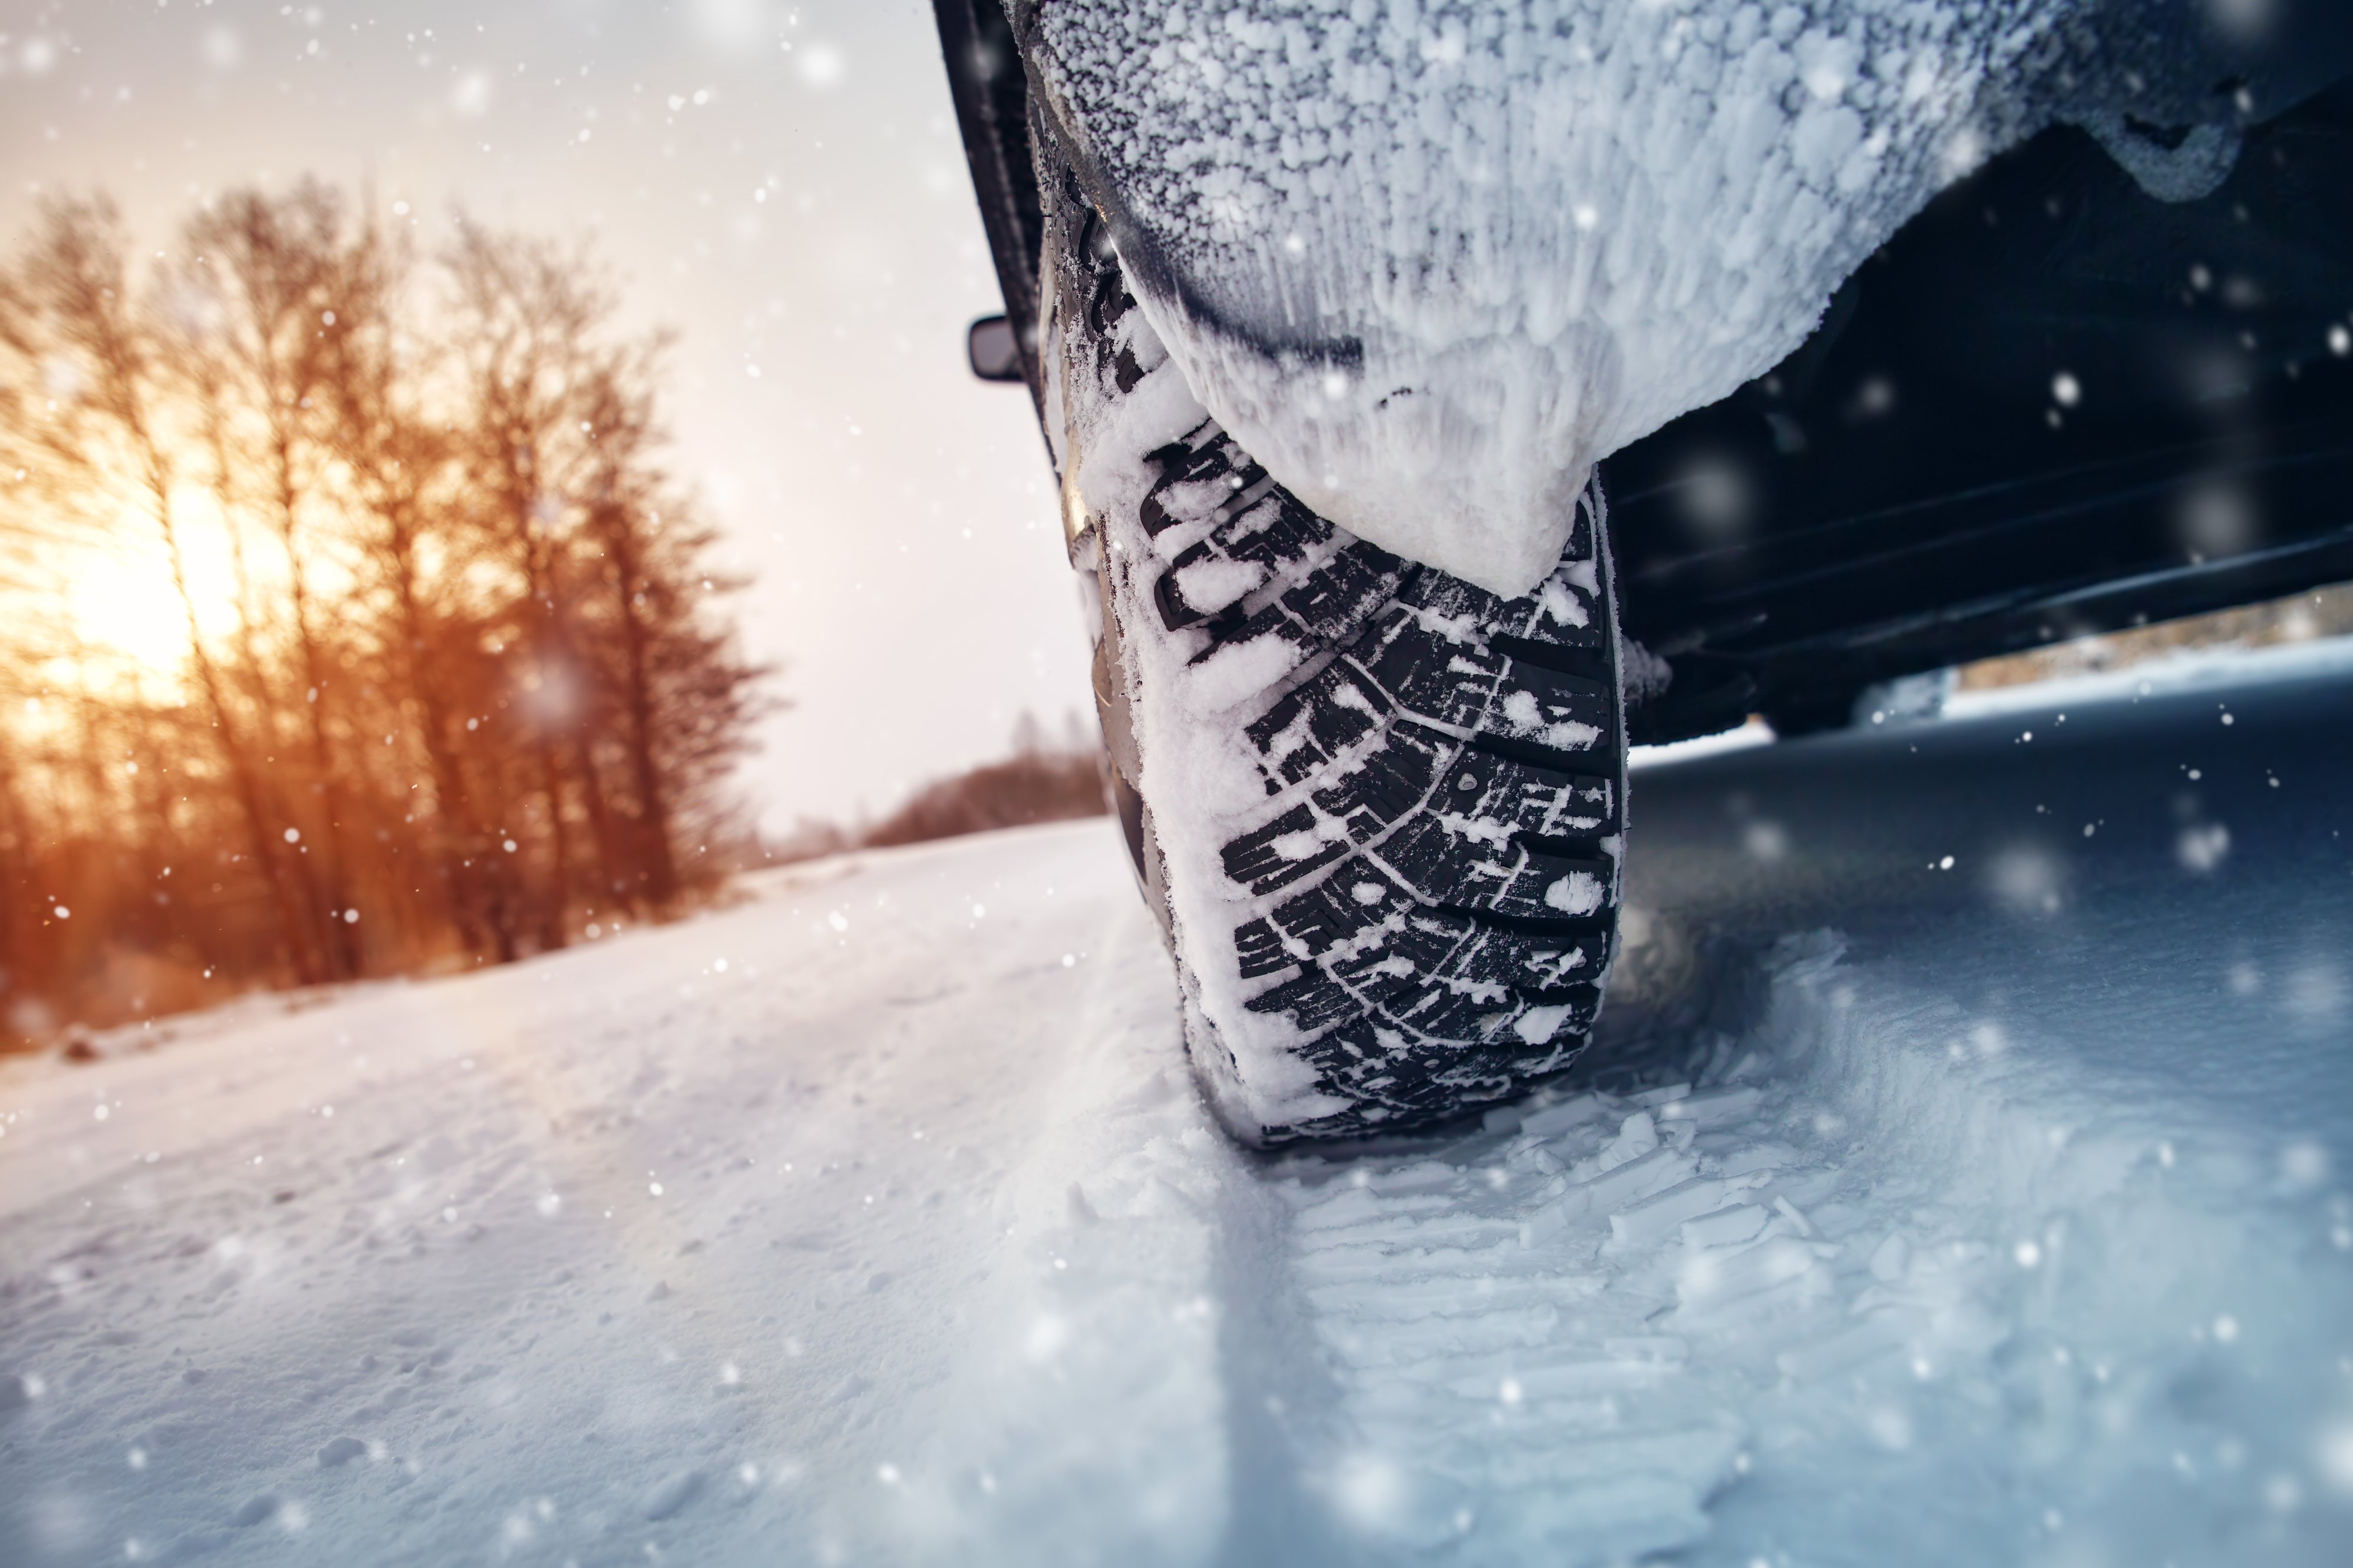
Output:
[5, 655, 2352, 1566]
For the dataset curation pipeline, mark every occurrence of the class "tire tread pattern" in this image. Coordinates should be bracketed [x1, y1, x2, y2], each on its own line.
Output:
[1129, 415, 1625, 1137]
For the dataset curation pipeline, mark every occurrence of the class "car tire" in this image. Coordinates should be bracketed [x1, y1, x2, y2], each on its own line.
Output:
[1039, 164, 1629, 1146]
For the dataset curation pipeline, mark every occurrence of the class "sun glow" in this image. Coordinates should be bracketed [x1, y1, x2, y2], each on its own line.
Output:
[62, 489, 251, 686]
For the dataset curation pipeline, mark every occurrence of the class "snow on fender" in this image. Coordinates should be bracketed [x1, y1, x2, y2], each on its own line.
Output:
[1033, 0, 2272, 595]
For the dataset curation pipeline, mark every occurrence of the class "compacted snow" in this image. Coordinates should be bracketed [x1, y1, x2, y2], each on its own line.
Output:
[5, 655, 2353, 1565]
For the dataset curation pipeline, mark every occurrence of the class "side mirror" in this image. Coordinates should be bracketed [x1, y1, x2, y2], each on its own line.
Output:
[966, 314, 1026, 383]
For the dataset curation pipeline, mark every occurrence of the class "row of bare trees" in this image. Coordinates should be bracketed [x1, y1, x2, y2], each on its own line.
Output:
[0, 183, 766, 1044]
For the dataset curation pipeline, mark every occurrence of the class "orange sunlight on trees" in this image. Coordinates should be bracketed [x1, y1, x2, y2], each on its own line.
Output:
[0, 185, 771, 1046]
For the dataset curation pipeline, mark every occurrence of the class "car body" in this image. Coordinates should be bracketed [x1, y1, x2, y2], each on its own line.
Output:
[937, 0, 2353, 739]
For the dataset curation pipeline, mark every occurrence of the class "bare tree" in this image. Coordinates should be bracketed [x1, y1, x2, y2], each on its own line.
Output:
[6, 198, 326, 985]
[184, 184, 363, 976]
[0, 182, 769, 1042]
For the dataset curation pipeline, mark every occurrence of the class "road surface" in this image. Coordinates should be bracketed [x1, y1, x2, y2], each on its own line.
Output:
[4, 648, 2350, 1566]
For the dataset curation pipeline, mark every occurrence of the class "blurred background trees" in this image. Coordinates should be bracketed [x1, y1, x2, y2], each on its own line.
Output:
[860, 709, 1105, 851]
[0, 182, 766, 1046]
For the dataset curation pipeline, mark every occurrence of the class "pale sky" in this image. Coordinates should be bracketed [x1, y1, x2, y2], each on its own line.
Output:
[0, 0, 1094, 833]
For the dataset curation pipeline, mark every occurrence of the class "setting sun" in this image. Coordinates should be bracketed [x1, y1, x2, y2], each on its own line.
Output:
[1, 181, 754, 1019]
[59, 493, 246, 686]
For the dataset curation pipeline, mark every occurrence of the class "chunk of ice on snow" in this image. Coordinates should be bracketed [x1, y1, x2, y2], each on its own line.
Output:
[316, 1436, 366, 1469]
[1680, 1203, 1771, 1250]
[1609, 1177, 1744, 1249]
[1574, 1145, 1694, 1216]
[1678, 1236, 1828, 1316]
[1592, 1112, 1660, 1175]
[1519, 1094, 1606, 1138]
[641, 1469, 703, 1522]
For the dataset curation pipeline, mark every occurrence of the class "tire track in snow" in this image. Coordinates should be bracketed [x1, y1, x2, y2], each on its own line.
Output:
[1262, 925, 2353, 1564]
[1271, 1066, 1771, 1560]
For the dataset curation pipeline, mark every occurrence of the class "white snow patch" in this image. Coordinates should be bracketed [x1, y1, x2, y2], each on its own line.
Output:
[1944, 635, 2353, 722]
[1632, 715, 1777, 770]
[1544, 869, 1605, 916]
[1171, 555, 1266, 615]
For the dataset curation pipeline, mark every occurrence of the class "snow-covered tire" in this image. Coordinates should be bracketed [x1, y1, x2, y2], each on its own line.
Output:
[1042, 170, 1627, 1147]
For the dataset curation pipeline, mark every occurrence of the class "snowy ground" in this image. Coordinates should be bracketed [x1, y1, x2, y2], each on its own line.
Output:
[5, 652, 2353, 1566]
